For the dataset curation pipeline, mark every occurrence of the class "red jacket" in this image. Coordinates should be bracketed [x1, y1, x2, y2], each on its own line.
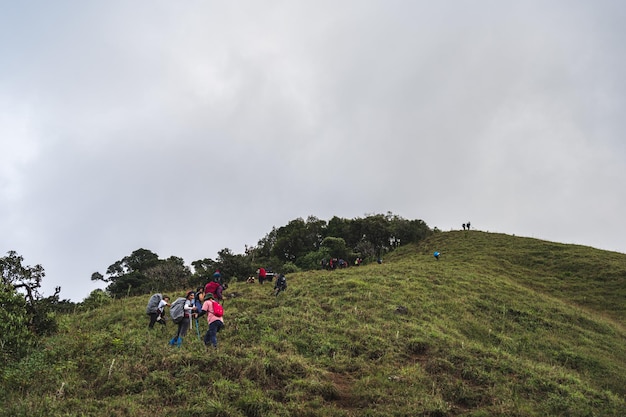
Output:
[204, 281, 223, 300]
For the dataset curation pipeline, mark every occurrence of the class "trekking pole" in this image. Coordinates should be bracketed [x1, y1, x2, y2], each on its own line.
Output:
[195, 316, 201, 341]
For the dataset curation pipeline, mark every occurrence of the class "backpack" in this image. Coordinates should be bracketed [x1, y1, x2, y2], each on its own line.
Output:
[277, 276, 287, 290]
[205, 281, 219, 295]
[146, 293, 162, 314]
[169, 297, 187, 324]
[212, 301, 223, 318]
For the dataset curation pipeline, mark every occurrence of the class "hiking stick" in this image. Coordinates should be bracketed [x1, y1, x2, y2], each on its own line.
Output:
[194, 317, 201, 341]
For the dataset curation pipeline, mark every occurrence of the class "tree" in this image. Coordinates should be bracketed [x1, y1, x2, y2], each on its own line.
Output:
[94, 249, 181, 298]
[256, 227, 278, 260]
[1, 250, 45, 306]
[81, 289, 112, 310]
[215, 248, 251, 282]
[271, 217, 325, 263]
[358, 214, 392, 257]
[387, 213, 432, 245]
[0, 251, 63, 335]
[304, 215, 327, 251]
[190, 258, 217, 288]
[0, 282, 34, 364]
[321, 237, 348, 259]
[123, 248, 159, 273]
[144, 256, 191, 292]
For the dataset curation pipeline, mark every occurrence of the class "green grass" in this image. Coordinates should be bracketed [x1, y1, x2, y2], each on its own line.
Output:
[1, 231, 625, 416]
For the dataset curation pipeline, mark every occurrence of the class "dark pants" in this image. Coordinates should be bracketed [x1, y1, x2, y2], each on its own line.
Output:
[148, 312, 159, 328]
[171, 316, 190, 338]
[204, 320, 224, 347]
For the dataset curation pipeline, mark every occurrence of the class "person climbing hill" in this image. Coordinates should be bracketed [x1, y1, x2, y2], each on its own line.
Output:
[168, 291, 197, 347]
[201, 293, 224, 348]
[204, 279, 224, 301]
[274, 274, 287, 296]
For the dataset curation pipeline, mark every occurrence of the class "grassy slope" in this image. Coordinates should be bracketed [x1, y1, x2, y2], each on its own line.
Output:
[1, 231, 625, 417]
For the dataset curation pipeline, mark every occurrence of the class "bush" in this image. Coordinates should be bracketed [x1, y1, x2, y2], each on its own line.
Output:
[0, 284, 35, 364]
[81, 289, 113, 311]
[281, 262, 301, 274]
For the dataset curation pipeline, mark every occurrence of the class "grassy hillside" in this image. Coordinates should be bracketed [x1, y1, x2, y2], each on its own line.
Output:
[2, 231, 625, 416]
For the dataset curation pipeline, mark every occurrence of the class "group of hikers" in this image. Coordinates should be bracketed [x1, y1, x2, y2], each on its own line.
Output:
[246, 268, 287, 295]
[146, 269, 287, 349]
[321, 257, 362, 270]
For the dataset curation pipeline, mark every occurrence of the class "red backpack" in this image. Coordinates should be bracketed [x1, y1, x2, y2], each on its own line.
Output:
[212, 301, 223, 317]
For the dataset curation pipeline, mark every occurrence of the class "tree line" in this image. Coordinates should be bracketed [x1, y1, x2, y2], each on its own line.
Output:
[91, 212, 432, 298]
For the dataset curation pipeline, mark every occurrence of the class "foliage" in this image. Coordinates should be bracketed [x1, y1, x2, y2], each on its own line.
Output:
[0, 283, 34, 364]
[1, 231, 625, 416]
[320, 237, 349, 260]
[81, 289, 113, 311]
[93, 249, 192, 297]
[91, 213, 431, 294]
[215, 248, 251, 282]
[298, 248, 332, 270]
[0, 251, 70, 336]
[0, 250, 45, 305]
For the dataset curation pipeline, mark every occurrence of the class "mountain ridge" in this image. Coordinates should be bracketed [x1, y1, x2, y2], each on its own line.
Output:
[2, 230, 625, 416]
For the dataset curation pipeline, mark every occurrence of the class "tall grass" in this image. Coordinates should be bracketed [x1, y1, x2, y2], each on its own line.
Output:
[1, 231, 625, 416]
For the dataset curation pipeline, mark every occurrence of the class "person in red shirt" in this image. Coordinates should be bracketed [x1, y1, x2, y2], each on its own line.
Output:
[204, 279, 223, 301]
[257, 267, 267, 284]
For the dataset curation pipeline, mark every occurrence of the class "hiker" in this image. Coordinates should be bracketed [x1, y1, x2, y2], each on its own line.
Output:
[194, 288, 206, 318]
[212, 270, 223, 285]
[434, 251, 440, 260]
[147, 293, 170, 329]
[201, 292, 224, 348]
[155, 295, 170, 326]
[168, 291, 197, 347]
[257, 267, 267, 284]
[274, 273, 287, 296]
[466, 221, 471, 230]
[462, 223, 466, 231]
[204, 279, 224, 301]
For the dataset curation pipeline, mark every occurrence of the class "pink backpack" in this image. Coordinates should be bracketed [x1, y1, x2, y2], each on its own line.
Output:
[212, 301, 223, 317]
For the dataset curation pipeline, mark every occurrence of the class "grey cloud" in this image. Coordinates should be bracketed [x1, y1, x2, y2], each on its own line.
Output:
[2, 1, 625, 300]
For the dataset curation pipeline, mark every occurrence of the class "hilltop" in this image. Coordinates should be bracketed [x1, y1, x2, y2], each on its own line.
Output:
[2, 231, 625, 416]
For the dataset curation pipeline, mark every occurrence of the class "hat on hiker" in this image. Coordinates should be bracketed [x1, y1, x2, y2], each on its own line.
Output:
[205, 292, 214, 299]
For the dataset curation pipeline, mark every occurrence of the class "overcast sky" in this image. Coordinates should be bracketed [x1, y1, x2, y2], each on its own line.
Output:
[2, 1, 624, 301]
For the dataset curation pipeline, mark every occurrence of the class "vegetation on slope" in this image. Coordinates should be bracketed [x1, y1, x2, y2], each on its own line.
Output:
[1, 231, 625, 416]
